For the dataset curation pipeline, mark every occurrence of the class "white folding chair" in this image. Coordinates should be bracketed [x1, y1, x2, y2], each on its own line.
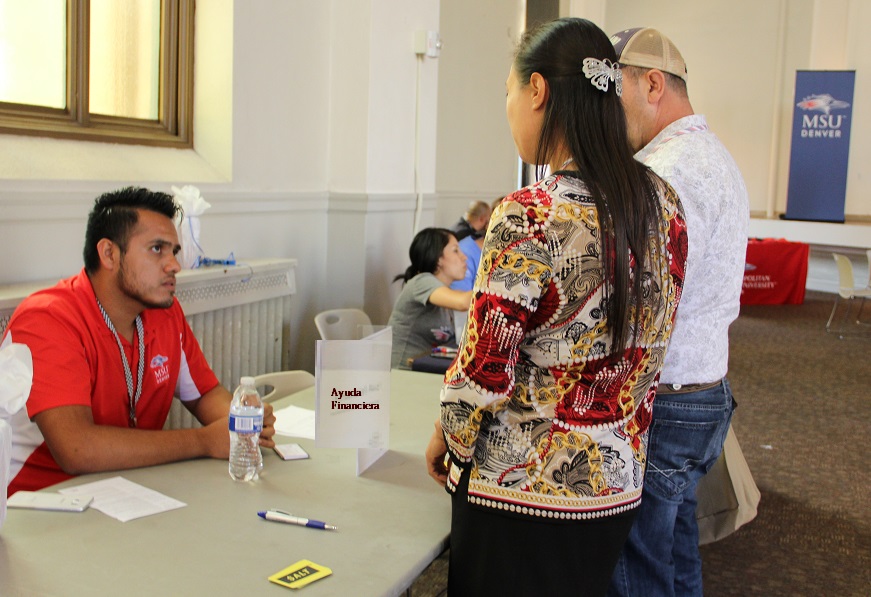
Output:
[825, 253, 871, 338]
[252, 370, 315, 403]
[314, 308, 373, 340]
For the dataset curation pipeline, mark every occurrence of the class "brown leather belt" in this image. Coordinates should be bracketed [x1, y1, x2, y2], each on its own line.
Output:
[656, 379, 723, 395]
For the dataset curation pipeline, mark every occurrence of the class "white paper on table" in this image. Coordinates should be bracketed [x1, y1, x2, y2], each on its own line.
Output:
[58, 476, 186, 522]
[273, 405, 316, 440]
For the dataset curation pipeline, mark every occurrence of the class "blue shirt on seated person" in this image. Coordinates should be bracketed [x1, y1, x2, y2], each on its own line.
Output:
[450, 236, 484, 292]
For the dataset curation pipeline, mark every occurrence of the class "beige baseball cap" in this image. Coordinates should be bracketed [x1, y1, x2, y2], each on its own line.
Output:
[610, 27, 688, 82]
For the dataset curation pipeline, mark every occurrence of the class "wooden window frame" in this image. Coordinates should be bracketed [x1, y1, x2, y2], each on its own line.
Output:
[0, 0, 194, 148]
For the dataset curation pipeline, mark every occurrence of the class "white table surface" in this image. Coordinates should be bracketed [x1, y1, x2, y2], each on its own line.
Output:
[0, 369, 450, 597]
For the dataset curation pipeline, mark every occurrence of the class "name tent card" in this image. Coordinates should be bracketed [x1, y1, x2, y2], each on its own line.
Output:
[315, 327, 391, 474]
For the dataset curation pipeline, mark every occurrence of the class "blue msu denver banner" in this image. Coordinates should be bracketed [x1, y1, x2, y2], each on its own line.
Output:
[785, 70, 855, 222]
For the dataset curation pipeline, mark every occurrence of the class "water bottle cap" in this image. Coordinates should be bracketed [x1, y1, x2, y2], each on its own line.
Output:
[240, 376, 256, 386]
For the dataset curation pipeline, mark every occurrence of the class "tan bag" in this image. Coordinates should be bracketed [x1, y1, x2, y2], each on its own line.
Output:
[695, 425, 761, 545]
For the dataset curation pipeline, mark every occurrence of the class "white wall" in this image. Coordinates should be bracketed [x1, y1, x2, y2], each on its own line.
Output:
[325, 0, 442, 326]
[434, 0, 525, 224]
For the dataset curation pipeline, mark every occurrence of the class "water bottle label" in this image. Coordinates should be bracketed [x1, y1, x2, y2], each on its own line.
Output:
[229, 414, 263, 433]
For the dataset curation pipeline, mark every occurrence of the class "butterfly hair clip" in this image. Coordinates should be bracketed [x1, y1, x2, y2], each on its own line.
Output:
[582, 57, 623, 97]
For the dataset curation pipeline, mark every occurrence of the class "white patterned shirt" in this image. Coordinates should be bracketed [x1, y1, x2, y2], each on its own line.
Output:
[636, 114, 749, 384]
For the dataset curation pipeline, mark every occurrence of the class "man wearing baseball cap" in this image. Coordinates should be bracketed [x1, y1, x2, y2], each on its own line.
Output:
[607, 28, 750, 597]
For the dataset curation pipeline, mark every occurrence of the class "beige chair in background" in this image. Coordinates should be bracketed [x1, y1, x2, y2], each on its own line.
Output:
[314, 308, 373, 340]
[252, 370, 315, 403]
[826, 253, 871, 338]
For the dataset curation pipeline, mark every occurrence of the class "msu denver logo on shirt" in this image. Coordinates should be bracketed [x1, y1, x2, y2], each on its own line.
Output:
[150, 354, 170, 385]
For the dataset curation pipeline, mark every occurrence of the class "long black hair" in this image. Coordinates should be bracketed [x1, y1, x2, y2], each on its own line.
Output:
[393, 228, 456, 284]
[514, 17, 664, 350]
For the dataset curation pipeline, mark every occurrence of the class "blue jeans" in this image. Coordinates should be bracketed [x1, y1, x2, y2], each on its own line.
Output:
[608, 379, 736, 597]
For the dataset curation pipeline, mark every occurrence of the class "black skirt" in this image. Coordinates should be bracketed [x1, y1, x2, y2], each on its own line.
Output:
[448, 468, 637, 597]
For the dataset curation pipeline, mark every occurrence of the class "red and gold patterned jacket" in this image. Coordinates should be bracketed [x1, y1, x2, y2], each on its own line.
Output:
[441, 172, 687, 520]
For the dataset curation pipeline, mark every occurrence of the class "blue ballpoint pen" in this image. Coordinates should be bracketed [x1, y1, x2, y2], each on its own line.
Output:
[257, 509, 338, 531]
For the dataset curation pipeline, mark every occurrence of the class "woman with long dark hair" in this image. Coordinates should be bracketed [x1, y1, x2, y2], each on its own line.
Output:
[425, 18, 687, 596]
[388, 228, 473, 369]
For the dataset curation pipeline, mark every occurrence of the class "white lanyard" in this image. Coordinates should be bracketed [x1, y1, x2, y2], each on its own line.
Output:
[96, 299, 145, 428]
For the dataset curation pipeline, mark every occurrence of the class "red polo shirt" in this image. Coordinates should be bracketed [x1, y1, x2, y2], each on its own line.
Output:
[3, 269, 220, 494]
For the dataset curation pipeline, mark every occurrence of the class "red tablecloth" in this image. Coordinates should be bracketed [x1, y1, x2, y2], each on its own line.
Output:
[741, 238, 809, 305]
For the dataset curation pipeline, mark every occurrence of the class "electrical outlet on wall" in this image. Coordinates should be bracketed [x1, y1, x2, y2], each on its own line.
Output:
[413, 30, 442, 58]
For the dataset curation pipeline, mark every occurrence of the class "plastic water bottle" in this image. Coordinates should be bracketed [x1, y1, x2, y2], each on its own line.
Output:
[228, 376, 263, 481]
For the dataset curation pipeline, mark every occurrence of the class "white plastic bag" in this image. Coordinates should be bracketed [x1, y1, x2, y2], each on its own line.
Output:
[172, 185, 211, 269]
[0, 339, 32, 530]
[0, 341, 31, 416]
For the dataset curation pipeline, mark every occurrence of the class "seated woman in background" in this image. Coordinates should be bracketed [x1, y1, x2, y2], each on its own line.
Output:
[388, 228, 473, 369]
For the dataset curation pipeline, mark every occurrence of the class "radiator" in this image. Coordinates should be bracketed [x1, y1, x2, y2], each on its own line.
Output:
[165, 259, 297, 430]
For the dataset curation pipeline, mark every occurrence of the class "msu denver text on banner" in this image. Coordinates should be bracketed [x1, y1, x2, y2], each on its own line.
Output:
[797, 94, 849, 138]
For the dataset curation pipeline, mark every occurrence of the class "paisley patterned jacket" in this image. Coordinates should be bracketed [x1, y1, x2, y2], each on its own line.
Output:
[441, 172, 687, 520]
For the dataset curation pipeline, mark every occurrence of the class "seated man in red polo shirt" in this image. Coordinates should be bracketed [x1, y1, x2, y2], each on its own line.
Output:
[2, 186, 276, 494]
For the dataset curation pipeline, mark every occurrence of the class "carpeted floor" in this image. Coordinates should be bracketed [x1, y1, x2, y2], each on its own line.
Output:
[407, 291, 871, 597]
[699, 291, 871, 596]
